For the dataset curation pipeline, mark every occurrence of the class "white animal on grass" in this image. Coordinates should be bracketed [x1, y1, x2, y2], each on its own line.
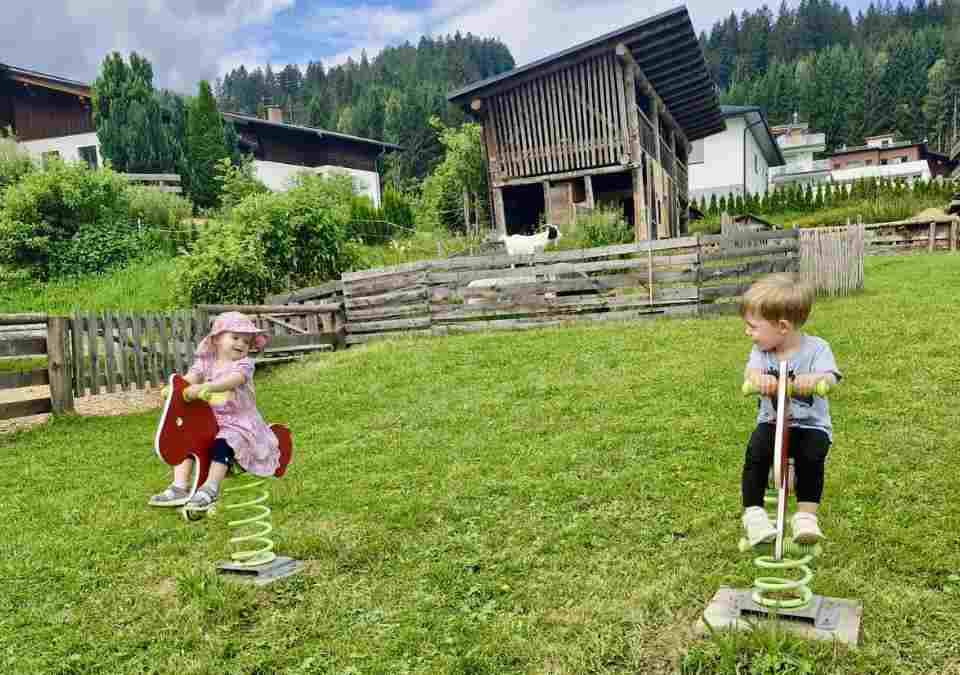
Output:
[500, 225, 561, 256]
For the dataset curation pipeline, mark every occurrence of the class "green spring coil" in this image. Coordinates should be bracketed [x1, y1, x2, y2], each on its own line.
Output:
[739, 489, 822, 609]
[224, 472, 276, 566]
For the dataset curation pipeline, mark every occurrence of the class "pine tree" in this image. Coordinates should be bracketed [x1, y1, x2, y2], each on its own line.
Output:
[185, 80, 229, 209]
[709, 193, 719, 216]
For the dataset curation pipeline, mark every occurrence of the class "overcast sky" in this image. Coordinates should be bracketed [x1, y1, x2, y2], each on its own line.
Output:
[3, 0, 878, 93]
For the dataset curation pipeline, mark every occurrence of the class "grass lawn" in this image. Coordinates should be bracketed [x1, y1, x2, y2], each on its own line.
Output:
[0, 256, 185, 314]
[2, 254, 959, 674]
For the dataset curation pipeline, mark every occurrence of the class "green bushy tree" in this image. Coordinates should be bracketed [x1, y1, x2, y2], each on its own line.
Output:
[185, 81, 230, 210]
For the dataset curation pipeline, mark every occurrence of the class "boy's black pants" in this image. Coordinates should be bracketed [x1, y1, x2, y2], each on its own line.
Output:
[742, 423, 831, 508]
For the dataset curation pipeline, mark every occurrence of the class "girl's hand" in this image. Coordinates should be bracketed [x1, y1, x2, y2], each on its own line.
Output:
[184, 384, 204, 401]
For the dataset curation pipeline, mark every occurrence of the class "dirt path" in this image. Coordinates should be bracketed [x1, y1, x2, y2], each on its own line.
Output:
[0, 384, 164, 435]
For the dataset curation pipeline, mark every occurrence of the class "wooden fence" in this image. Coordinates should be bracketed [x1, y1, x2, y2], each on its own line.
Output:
[339, 231, 800, 344]
[119, 173, 182, 194]
[68, 305, 344, 398]
[799, 225, 865, 296]
[0, 315, 73, 421]
[863, 216, 959, 255]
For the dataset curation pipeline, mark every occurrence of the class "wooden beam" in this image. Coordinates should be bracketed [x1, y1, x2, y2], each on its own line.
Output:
[633, 165, 649, 240]
[615, 43, 688, 156]
[494, 162, 634, 188]
[493, 187, 506, 235]
[584, 174, 595, 209]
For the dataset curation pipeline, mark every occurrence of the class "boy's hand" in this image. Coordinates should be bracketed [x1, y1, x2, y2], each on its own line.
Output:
[751, 373, 778, 397]
[793, 374, 823, 396]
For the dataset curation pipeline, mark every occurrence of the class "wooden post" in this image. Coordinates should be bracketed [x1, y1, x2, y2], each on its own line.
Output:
[633, 166, 649, 240]
[616, 44, 642, 165]
[929, 221, 936, 252]
[951, 218, 958, 252]
[47, 317, 74, 414]
[493, 187, 506, 236]
[463, 187, 471, 234]
[584, 174, 595, 210]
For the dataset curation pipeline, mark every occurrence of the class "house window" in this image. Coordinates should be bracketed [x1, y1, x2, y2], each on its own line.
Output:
[881, 159, 888, 165]
[754, 154, 758, 174]
[78, 146, 98, 169]
[865, 159, 873, 165]
[41, 150, 60, 167]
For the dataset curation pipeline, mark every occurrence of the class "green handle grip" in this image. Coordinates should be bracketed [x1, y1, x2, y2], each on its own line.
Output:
[183, 385, 228, 406]
[741, 379, 831, 398]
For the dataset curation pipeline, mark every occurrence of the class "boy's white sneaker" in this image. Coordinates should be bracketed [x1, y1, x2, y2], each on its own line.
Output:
[791, 512, 824, 544]
[742, 506, 777, 547]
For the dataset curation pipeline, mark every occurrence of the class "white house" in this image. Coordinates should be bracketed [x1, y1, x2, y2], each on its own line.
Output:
[768, 114, 831, 188]
[688, 105, 785, 202]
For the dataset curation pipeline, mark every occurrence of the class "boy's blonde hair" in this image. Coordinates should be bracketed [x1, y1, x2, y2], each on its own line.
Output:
[739, 273, 814, 327]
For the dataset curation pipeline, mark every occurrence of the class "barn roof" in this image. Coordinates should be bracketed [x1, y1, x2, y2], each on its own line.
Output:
[0, 62, 92, 98]
[221, 112, 403, 152]
[447, 6, 723, 141]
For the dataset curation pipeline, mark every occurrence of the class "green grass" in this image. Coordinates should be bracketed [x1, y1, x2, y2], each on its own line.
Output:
[3, 254, 960, 673]
[0, 255, 184, 313]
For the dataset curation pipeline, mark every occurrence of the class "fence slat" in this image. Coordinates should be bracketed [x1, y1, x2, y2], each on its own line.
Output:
[70, 313, 83, 398]
[86, 312, 100, 397]
[103, 311, 118, 393]
[0, 369, 49, 390]
[0, 337, 46, 358]
[130, 312, 145, 389]
[47, 317, 74, 413]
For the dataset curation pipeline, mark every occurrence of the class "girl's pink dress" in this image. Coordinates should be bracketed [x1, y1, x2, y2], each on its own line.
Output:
[188, 354, 280, 477]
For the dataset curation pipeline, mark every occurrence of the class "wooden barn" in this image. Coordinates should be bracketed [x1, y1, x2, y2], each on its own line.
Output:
[448, 7, 724, 240]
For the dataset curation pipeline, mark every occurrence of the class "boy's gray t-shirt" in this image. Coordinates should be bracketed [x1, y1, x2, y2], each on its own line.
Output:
[747, 334, 841, 440]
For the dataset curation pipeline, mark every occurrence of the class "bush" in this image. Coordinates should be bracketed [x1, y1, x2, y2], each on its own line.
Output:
[214, 155, 268, 213]
[127, 185, 195, 252]
[577, 204, 633, 247]
[0, 132, 34, 190]
[176, 172, 357, 304]
[0, 160, 133, 278]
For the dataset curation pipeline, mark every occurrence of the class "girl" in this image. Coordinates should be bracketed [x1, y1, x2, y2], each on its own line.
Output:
[149, 312, 281, 510]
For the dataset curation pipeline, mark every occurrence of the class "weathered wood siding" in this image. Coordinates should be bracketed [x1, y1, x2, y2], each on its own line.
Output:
[5, 82, 93, 141]
[486, 53, 631, 182]
[238, 125, 380, 172]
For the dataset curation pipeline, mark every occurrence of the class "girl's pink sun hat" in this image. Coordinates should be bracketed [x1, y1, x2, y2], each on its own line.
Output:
[195, 311, 268, 356]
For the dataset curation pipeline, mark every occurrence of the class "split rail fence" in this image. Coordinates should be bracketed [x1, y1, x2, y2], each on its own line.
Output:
[339, 231, 801, 344]
[863, 216, 959, 255]
[0, 315, 73, 421]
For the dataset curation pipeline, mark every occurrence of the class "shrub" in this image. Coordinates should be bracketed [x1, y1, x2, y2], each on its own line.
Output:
[127, 185, 195, 252]
[176, 172, 356, 304]
[0, 160, 133, 278]
[214, 155, 268, 213]
[0, 131, 34, 190]
[577, 204, 633, 247]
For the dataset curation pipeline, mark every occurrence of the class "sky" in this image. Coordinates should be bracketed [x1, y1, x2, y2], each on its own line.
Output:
[2, 0, 881, 93]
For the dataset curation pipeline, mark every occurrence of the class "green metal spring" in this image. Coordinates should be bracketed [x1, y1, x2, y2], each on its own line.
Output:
[739, 489, 822, 609]
[224, 472, 276, 566]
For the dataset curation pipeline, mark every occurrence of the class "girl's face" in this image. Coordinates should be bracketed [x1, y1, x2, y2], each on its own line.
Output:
[215, 332, 252, 361]
[743, 311, 790, 352]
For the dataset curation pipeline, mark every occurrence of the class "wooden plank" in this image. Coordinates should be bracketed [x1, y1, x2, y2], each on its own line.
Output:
[348, 317, 433, 334]
[592, 56, 608, 165]
[130, 313, 145, 390]
[0, 314, 48, 326]
[702, 230, 801, 245]
[613, 53, 630, 162]
[0, 337, 47, 358]
[196, 303, 342, 314]
[266, 333, 340, 349]
[521, 83, 540, 175]
[0, 369, 50, 390]
[599, 54, 615, 163]
[102, 311, 117, 393]
[345, 287, 428, 309]
[85, 313, 100, 396]
[158, 313, 172, 383]
[504, 91, 523, 176]
[345, 273, 425, 298]
[566, 66, 582, 168]
[0, 397, 53, 421]
[510, 89, 530, 176]
[69, 313, 82, 398]
[342, 260, 433, 283]
[562, 65, 577, 171]
[546, 71, 563, 171]
[579, 61, 595, 167]
[699, 282, 752, 301]
[494, 97, 514, 178]
[266, 280, 343, 304]
[535, 77, 554, 174]
[701, 245, 799, 263]
[115, 311, 131, 389]
[121, 173, 181, 182]
[340, 303, 430, 322]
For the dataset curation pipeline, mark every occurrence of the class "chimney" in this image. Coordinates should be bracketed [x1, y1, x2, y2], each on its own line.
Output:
[266, 105, 284, 124]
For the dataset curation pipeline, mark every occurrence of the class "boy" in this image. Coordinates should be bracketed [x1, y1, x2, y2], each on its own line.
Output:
[740, 273, 841, 546]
